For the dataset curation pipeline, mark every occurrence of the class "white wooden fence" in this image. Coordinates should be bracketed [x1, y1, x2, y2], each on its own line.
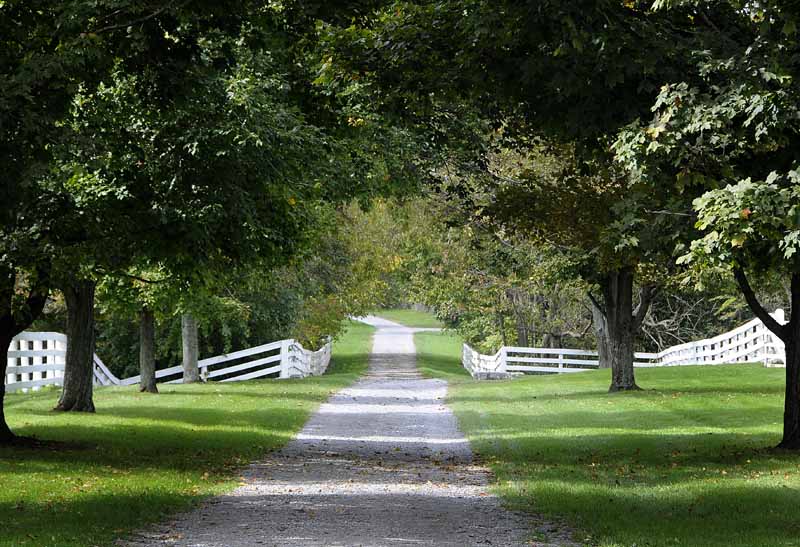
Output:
[463, 309, 787, 379]
[6, 335, 332, 393]
[5, 332, 68, 392]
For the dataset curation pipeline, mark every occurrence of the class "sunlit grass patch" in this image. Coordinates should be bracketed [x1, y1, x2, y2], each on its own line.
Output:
[416, 330, 800, 547]
[372, 308, 444, 328]
[0, 320, 374, 547]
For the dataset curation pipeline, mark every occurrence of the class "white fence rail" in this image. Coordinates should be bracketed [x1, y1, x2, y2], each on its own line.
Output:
[463, 309, 787, 379]
[5, 332, 67, 392]
[6, 335, 332, 393]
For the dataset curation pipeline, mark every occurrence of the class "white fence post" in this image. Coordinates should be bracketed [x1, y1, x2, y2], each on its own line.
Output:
[279, 339, 293, 379]
[32, 339, 43, 391]
[55, 337, 66, 380]
[6, 338, 16, 388]
[20, 338, 31, 391]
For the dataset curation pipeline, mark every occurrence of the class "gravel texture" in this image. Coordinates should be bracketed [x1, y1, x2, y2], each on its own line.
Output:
[121, 316, 577, 547]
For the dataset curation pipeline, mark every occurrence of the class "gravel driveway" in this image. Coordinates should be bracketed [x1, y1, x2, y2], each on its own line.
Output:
[122, 316, 575, 546]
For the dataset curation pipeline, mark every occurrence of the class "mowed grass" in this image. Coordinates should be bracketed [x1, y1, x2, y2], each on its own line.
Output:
[0, 321, 374, 547]
[415, 331, 800, 547]
[372, 308, 444, 328]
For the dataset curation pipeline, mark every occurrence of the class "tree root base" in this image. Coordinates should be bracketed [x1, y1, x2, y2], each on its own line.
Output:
[0, 429, 15, 445]
[53, 402, 96, 413]
[776, 438, 800, 451]
[608, 384, 642, 393]
[1, 434, 93, 450]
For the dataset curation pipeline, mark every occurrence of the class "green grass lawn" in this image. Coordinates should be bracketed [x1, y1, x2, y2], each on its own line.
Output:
[372, 307, 444, 328]
[416, 330, 800, 547]
[0, 321, 374, 547]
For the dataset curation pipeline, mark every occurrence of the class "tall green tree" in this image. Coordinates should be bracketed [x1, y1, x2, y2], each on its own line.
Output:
[614, 1, 800, 447]
[0, 0, 109, 438]
[0, 0, 420, 440]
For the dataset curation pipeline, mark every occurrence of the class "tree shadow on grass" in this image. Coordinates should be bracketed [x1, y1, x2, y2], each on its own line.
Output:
[0, 402, 315, 474]
[471, 425, 798, 546]
[4, 471, 797, 547]
[0, 491, 202, 547]
[504, 479, 800, 547]
[450, 383, 784, 404]
[4, 353, 373, 414]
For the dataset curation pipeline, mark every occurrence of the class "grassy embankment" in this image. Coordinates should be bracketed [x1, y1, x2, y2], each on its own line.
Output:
[416, 329, 800, 547]
[371, 308, 444, 328]
[0, 321, 374, 547]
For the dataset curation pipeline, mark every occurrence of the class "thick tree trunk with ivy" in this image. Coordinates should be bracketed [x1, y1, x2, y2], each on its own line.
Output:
[56, 280, 96, 412]
[735, 268, 800, 449]
[182, 313, 200, 383]
[0, 267, 50, 442]
[139, 307, 158, 393]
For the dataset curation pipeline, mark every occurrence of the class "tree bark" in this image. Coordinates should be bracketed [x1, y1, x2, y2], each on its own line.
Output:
[0, 266, 50, 442]
[543, 333, 562, 348]
[515, 323, 528, 347]
[0, 274, 15, 443]
[0, 336, 13, 443]
[55, 280, 96, 412]
[779, 274, 800, 448]
[139, 307, 158, 393]
[181, 313, 200, 383]
[602, 268, 640, 392]
[781, 328, 800, 449]
[590, 296, 611, 369]
[496, 310, 508, 347]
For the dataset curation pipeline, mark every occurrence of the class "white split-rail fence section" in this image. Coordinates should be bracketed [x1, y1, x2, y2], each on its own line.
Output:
[6, 334, 332, 393]
[463, 309, 788, 379]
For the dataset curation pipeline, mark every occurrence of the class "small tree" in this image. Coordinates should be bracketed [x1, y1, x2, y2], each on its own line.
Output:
[687, 177, 800, 447]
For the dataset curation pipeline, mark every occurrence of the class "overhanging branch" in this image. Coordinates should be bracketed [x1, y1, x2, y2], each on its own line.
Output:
[90, 0, 189, 34]
[733, 266, 787, 342]
[633, 284, 659, 330]
[587, 291, 606, 318]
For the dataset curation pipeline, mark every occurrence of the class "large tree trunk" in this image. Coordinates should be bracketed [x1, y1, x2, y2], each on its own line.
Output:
[591, 299, 611, 369]
[55, 280, 96, 412]
[777, 274, 800, 449]
[602, 268, 640, 392]
[139, 307, 158, 393]
[0, 336, 13, 443]
[781, 332, 800, 449]
[0, 267, 50, 442]
[181, 313, 200, 383]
